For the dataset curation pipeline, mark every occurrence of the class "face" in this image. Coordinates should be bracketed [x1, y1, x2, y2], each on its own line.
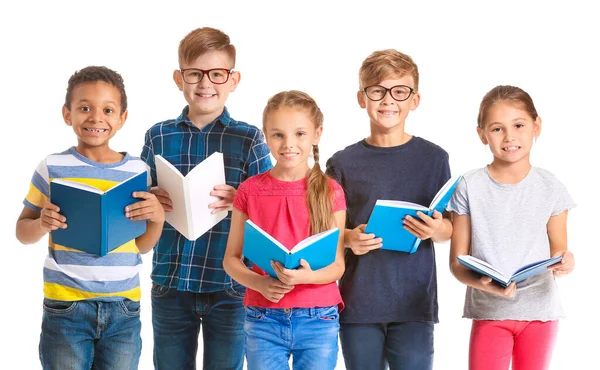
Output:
[477, 101, 542, 166]
[174, 50, 240, 119]
[264, 107, 322, 176]
[357, 75, 420, 131]
[63, 81, 126, 150]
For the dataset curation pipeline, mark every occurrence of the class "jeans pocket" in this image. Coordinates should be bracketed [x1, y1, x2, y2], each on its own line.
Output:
[317, 305, 339, 321]
[42, 298, 77, 314]
[245, 306, 265, 321]
[119, 299, 141, 316]
[151, 283, 170, 298]
[225, 281, 246, 300]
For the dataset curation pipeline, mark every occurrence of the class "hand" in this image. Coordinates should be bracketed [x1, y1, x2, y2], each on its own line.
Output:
[549, 250, 575, 277]
[150, 187, 173, 212]
[209, 184, 236, 214]
[403, 210, 444, 240]
[346, 224, 382, 255]
[272, 259, 314, 285]
[126, 192, 165, 224]
[255, 275, 295, 303]
[478, 276, 516, 298]
[39, 201, 67, 232]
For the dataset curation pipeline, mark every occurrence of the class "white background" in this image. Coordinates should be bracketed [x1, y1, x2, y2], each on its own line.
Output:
[1, 1, 598, 369]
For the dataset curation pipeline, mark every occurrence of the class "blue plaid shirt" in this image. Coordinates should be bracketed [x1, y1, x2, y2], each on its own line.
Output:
[141, 107, 273, 293]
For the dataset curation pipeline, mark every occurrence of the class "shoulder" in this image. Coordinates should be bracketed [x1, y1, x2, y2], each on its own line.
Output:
[225, 117, 264, 140]
[530, 167, 569, 191]
[412, 136, 449, 159]
[118, 155, 151, 173]
[327, 141, 364, 165]
[238, 172, 270, 193]
[144, 118, 180, 138]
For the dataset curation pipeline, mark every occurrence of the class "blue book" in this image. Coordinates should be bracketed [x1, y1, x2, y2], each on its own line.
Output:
[50, 171, 148, 256]
[242, 220, 340, 278]
[457, 254, 563, 288]
[365, 175, 462, 254]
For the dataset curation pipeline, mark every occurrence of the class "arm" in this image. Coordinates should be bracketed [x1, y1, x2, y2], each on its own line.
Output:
[273, 210, 347, 285]
[223, 209, 294, 303]
[449, 212, 516, 297]
[16, 202, 66, 245]
[403, 210, 453, 243]
[343, 224, 383, 255]
[547, 210, 574, 276]
[127, 191, 165, 254]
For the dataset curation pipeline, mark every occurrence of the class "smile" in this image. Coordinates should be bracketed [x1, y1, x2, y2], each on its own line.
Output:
[502, 146, 521, 152]
[84, 128, 108, 133]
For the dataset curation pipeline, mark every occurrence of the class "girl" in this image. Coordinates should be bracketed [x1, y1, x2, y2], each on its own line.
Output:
[448, 85, 575, 370]
[223, 90, 346, 370]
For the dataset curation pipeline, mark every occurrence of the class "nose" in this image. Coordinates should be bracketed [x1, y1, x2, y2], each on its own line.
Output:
[283, 136, 295, 148]
[381, 89, 395, 104]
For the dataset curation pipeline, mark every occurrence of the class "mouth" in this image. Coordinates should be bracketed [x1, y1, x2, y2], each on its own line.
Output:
[195, 92, 216, 98]
[280, 152, 299, 158]
[378, 110, 398, 116]
[83, 128, 108, 133]
[502, 146, 521, 152]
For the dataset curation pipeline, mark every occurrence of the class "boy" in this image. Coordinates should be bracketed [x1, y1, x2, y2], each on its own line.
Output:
[15, 66, 165, 370]
[326, 50, 453, 370]
[141, 27, 272, 370]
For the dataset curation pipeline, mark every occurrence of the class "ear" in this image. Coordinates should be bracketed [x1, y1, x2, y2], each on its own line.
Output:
[117, 110, 128, 130]
[409, 92, 421, 111]
[62, 105, 72, 126]
[312, 125, 323, 146]
[173, 69, 184, 91]
[534, 116, 542, 138]
[477, 126, 488, 145]
[228, 70, 241, 92]
[357, 90, 366, 109]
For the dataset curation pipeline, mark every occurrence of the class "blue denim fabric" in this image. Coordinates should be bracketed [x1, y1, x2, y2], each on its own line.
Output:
[340, 321, 434, 370]
[39, 298, 141, 370]
[151, 283, 245, 370]
[244, 306, 340, 370]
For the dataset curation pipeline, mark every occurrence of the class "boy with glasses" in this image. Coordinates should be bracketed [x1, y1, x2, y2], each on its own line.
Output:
[326, 49, 453, 370]
[141, 27, 272, 370]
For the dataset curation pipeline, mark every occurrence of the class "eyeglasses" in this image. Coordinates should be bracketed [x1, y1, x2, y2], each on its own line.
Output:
[179, 68, 234, 84]
[363, 84, 416, 102]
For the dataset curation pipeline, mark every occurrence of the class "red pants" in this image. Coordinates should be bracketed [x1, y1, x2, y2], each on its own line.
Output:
[469, 320, 558, 370]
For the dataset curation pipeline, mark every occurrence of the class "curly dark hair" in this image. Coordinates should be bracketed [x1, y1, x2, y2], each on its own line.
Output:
[64, 66, 127, 112]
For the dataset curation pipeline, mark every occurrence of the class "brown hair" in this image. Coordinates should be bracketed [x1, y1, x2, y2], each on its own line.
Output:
[178, 27, 236, 67]
[65, 66, 127, 112]
[477, 85, 538, 128]
[262, 91, 333, 234]
[359, 49, 419, 91]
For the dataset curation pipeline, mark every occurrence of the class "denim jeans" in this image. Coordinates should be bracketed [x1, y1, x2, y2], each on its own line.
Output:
[151, 283, 245, 370]
[244, 306, 340, 370]
[340, 321, 434, 370]
[39, 298, 142, 370]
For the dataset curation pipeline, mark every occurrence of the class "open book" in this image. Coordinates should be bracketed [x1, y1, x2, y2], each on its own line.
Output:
[155, 152, 227, 240]
[50, 171, 148, 256]
[365, 175, 462, 254]
[457, 254, 563, 288]
[242, 220, 340, 278]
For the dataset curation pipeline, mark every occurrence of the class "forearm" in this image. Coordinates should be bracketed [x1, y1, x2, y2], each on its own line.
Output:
[431, 218, 453, 243]
[135, 221, 163, 254]
[450, 260, 486, 290]
[223, 256, 265, 292]
[306, 260, 344, 285]
[16, 218, 46, 245]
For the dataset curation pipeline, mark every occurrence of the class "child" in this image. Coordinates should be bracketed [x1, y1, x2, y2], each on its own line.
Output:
[223, 90, 346, 370]
[15, 66, 165, 370]
[448, 85, 575, 370]
[326, 49, 453, 370]
[141, 27, 272, 370]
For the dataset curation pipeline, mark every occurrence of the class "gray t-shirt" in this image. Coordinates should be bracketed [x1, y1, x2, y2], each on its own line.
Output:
[447, 166, 575, 321]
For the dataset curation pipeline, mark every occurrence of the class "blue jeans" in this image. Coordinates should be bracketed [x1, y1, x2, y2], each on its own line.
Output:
[151, 283, 245, 370]
[340, 321, 434, 370]
[244, 306, 340, 370]
[39, 298, 141, 370]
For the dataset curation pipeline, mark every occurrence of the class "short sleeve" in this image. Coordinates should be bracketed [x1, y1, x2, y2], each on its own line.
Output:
[141, 129, 158, 187]
[23, 158, 50, 212]
[330, 178, 346, 212]
[447, 177, 469, 216]
[247, 130, 273, 178]
[325, 156, 342, 185]
[233, 179, 249, 214]
[551, 179, 576, 216]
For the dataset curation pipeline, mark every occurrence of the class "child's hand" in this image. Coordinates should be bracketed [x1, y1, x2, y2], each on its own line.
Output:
[346, 224, 382, 255]
[271, 259, 314, 285]
[39, 201, 67, 232]
[478, 276, 516, 298]
[150, 187, 173, 212]
[126, 192, 165, 224]
[549, 250, 575, 276]
[209, 184, 236, 214]
[255, 275, 295, 303]
[403, 210, 444, 240]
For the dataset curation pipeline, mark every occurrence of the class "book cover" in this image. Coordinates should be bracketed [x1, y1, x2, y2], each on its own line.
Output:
[155, 152, 227, 240]
[457, 254, 563, 288]
[242, 220, 340, 278]
[50, 171, 148, 256]
[365, 175, 462, 254]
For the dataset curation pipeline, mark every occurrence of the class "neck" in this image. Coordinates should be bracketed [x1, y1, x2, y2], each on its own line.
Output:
[366, 122, 412, 147]
[75, 144, 123, 164]
[270, 164, 310, 182]
[187, 106, 223, 130]
[487, 156, 532, 184]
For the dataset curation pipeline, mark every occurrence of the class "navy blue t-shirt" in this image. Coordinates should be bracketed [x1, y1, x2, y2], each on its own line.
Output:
[326, 137, 450, 324]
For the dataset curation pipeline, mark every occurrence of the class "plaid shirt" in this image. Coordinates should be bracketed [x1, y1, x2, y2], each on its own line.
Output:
[141, 107, 272, 293]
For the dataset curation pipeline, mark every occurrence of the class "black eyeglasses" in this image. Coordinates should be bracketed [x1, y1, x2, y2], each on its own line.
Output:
[363, 84, 416, 102]
[179, 68, 234, 84]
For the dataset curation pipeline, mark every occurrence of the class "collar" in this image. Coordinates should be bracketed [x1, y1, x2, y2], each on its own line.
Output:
[174, 106, 234, 128]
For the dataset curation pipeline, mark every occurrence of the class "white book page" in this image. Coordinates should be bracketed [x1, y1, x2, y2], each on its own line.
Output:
[155, 155, 190, 238]
[375, 199, 428, 211]
[459, 255, 508, 282]
[246, 220, 288, 253]
[291, 228, 339, 254]
[51, 179, 104, 194]
[429, 175, 461, 210]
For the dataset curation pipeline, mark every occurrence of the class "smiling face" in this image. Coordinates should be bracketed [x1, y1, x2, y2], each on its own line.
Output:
[63, 81, 126, 152]
[477, 100, 541, 167]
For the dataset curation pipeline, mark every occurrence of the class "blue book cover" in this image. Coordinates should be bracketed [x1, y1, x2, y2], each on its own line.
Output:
[365, 175, 462, 254]
[457, 255, 563, 288]
[50, 171, 148, 256]
[242, 220, 340, 278]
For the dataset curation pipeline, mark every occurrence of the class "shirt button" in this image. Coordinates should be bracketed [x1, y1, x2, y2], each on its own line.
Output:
[283, 308, 291, 314]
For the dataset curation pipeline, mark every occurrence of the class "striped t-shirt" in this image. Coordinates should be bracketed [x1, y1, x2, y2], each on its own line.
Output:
[23, 147, 149, 302]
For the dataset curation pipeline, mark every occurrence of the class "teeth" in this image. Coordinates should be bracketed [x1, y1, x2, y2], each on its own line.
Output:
[379, 111, 397, 116]
[84, 128, 107, 132]
[282, 153, 297, 157]
[503, 146, 519, 151]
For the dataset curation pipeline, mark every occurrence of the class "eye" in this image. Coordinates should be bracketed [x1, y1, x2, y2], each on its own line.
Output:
[515, 123, 524, 129]
[80, 106, 91, 112]
[104, 108, 114, 114]
[491, 127, 502, 132]
[273, 133, 283, 138]
[296, 131, 306, 137]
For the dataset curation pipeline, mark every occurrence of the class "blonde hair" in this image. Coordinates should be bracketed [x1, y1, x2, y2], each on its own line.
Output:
[477, 85, 538, 128]
[178, 27, 236, 67]
[359, 49, 419, 91]
[262, 91, 333, 234]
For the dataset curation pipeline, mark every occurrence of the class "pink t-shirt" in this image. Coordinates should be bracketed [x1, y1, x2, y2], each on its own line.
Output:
[233, 171, 346, 310]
